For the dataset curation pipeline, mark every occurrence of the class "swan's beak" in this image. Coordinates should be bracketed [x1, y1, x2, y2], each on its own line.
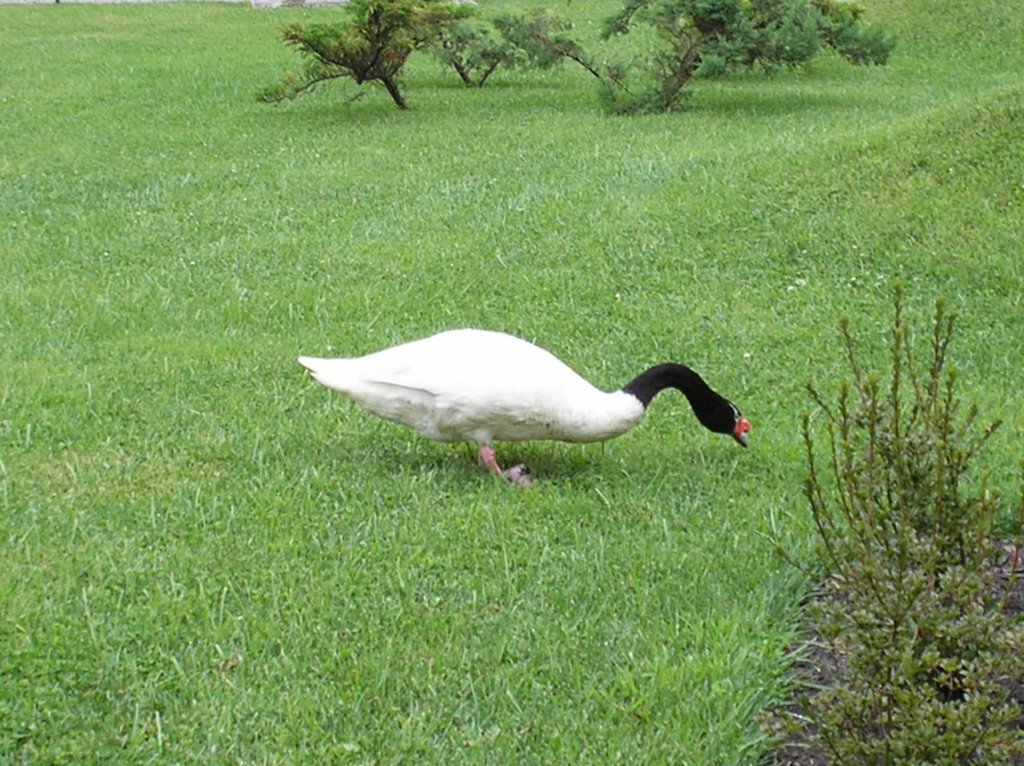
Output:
[733, 417, 751, 447]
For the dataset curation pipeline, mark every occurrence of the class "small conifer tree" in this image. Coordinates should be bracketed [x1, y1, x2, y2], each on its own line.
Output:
[800, 288, 1024, 764]
[259, 0, 471, 109]
[597, 0, 894, 113]
[434, 11, 592, 88]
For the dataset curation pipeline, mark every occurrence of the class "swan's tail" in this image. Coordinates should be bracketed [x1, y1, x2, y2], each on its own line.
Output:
[298, 356, 356, 393]
[297, 356, 326, 374]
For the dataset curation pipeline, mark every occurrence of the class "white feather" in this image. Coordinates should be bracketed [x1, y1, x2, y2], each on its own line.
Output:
[298, 329, 645, 445]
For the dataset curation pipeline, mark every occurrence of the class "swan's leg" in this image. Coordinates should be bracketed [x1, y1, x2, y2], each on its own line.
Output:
[477, 445, 532, 486]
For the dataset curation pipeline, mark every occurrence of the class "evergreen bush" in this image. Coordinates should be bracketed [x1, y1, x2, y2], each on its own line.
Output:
[801, 288, 1024, 764]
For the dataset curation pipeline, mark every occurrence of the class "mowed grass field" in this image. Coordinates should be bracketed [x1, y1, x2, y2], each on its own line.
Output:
[1, 0, 1022, 762]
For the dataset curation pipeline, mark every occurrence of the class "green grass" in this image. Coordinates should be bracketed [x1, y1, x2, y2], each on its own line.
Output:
[1, 0, 1022, 762]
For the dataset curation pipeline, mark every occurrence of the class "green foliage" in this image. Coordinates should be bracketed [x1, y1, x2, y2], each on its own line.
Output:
[261, 0, 892, 113]
[432, 19, 510, 87]
[434, 10, 589, 88]
[802, 288, 1024, 764]
[264, 3, 592, 101]
[813, 0, 895, 65]
[259, 0, 471, 108]
[598, 0, 894, 113]
[492, 10, 594, 74]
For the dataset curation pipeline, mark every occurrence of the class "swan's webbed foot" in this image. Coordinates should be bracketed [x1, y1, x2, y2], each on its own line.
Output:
[500, 463, 532, 486]
[478, 445, 533, 486]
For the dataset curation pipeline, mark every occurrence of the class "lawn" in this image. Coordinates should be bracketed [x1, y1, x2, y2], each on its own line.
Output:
[1, 0, 1022, 762]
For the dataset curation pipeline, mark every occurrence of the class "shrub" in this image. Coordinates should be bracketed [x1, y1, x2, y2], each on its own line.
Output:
[261, 0, 892, 114]
[801, 288, 1024, 764]
[598, 0, 894, 113]
[434, 10, 595, 89]
[259, 0, 471, 109]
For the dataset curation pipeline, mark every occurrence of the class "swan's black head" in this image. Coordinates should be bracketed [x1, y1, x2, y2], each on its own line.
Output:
[624, 363, 750, 447]
[697, 400, 750, 447]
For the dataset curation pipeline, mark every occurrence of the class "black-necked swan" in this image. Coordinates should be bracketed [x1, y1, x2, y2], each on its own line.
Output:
[298, 329, 750, 484]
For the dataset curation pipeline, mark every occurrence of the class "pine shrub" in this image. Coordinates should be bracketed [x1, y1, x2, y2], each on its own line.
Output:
[801, 288, 1024, 764]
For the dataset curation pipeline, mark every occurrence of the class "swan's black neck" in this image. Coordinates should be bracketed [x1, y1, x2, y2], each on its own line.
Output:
[623, 363, 717, 407]
[623, 363, 744, 440]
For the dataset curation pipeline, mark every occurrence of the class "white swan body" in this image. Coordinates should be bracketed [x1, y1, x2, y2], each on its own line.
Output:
[299, 329, 749, 483]
[298, 329, 645, 446]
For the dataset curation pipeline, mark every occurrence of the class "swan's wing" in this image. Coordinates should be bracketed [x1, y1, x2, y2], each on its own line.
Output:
[369, 329, 596, 396]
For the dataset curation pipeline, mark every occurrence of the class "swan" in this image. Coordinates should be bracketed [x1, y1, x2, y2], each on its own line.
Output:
[298, 329, 750, 484]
